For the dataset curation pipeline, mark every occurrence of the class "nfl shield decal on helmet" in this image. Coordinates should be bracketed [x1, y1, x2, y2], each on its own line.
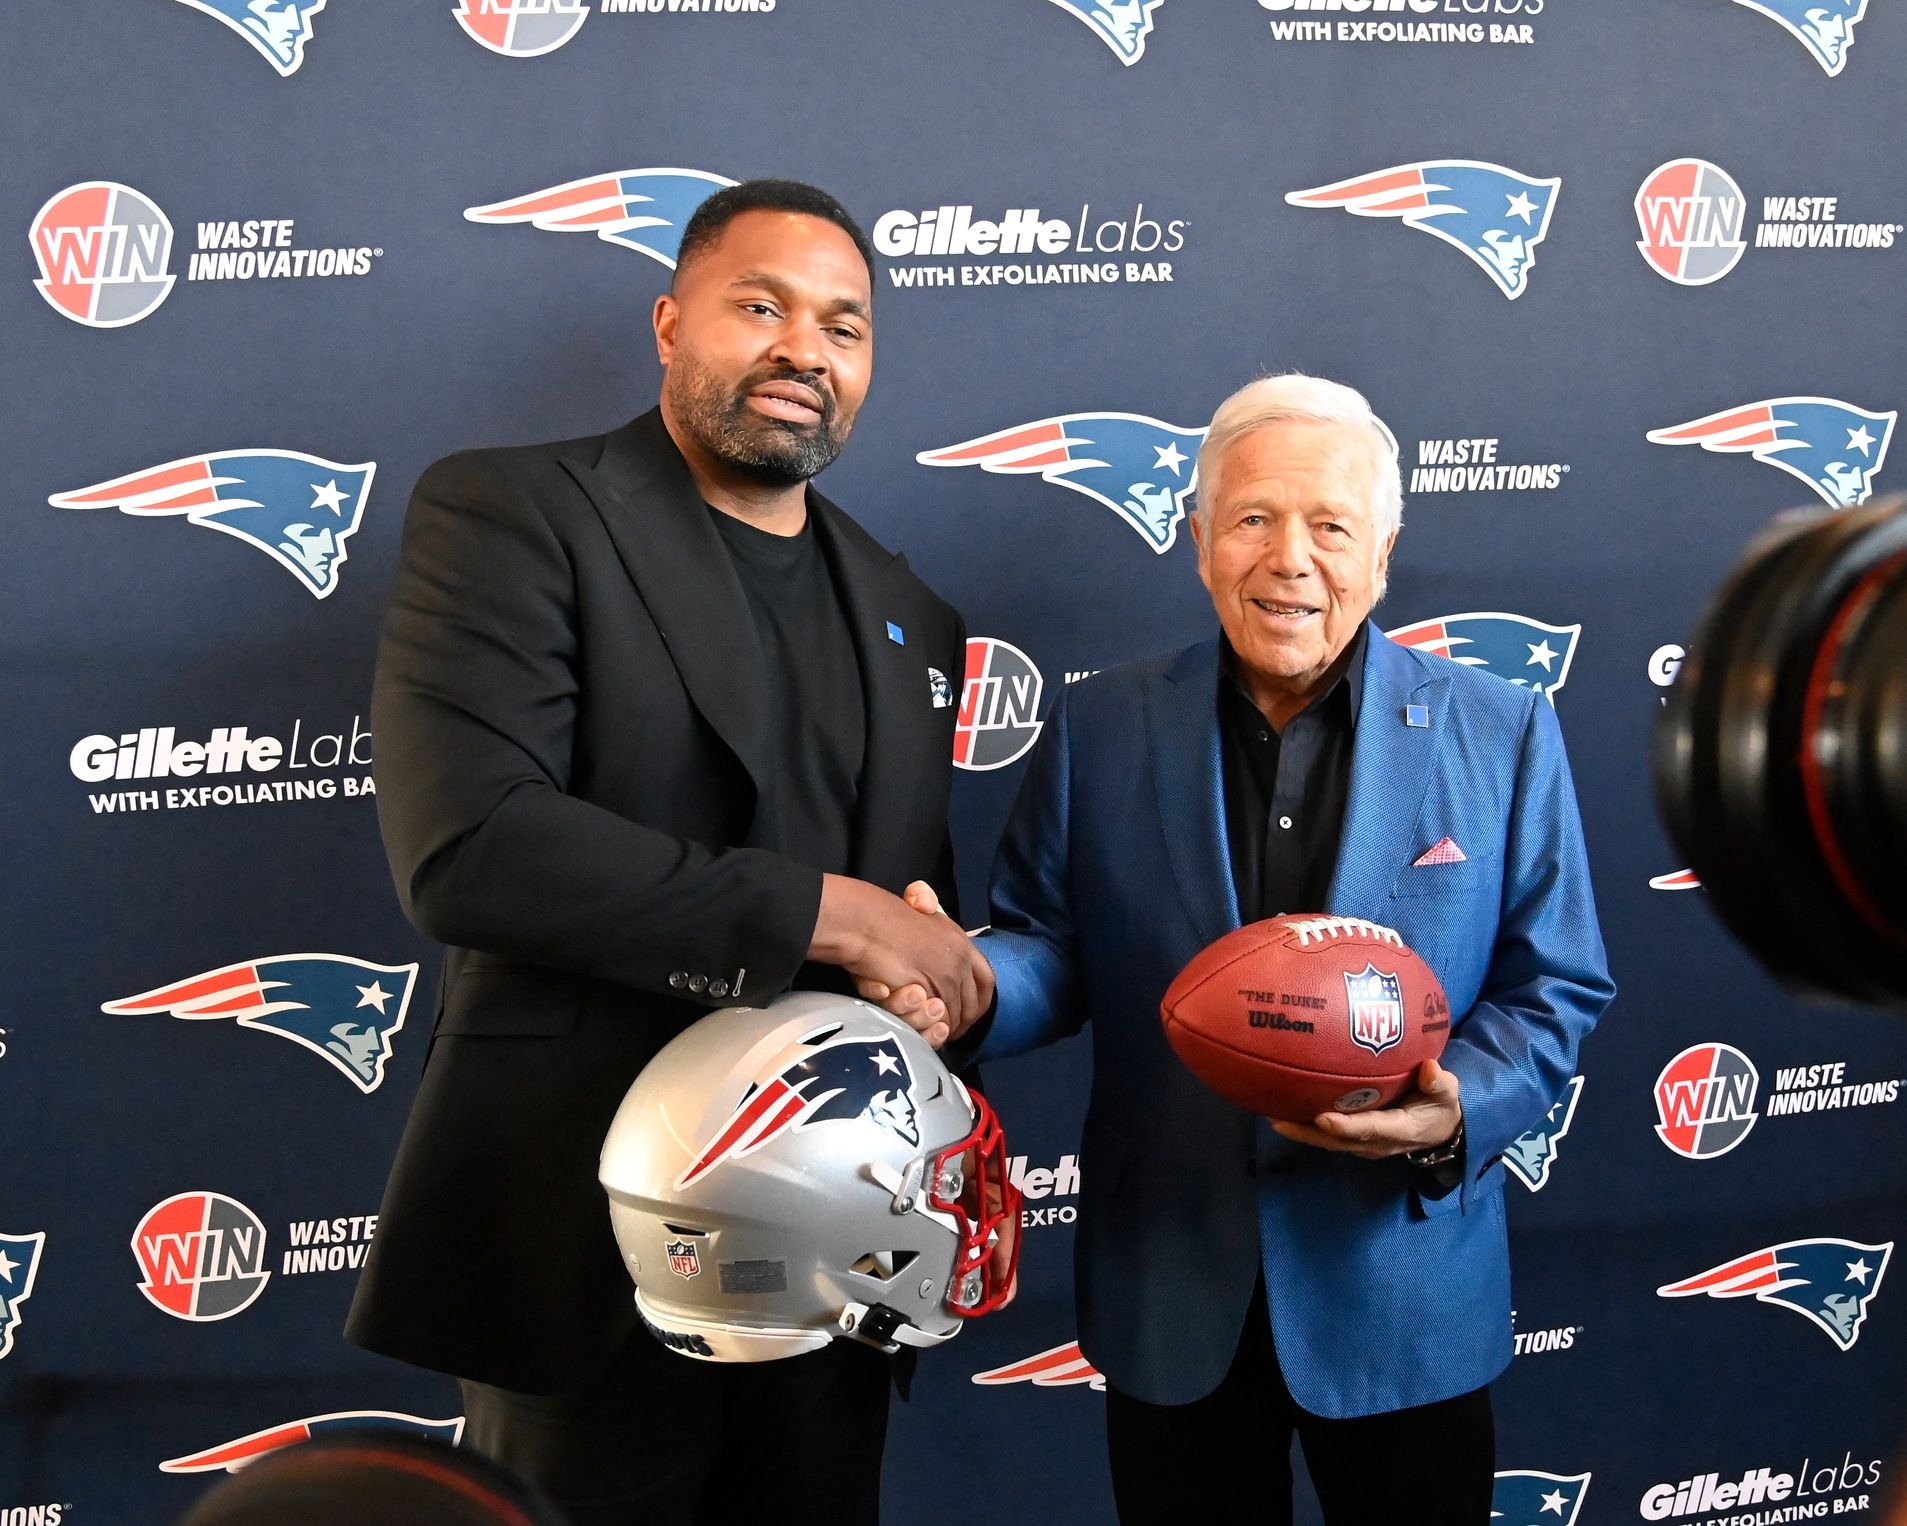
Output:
[666, 1239, 702, 1279]
[1345, 965, 1404, 1057]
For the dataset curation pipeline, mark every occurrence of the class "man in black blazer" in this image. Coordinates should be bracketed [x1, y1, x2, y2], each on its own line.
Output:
[346, 181, 989, 1524]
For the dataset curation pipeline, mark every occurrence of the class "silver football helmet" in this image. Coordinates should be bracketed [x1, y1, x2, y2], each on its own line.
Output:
[599, 991, 1020, 1362]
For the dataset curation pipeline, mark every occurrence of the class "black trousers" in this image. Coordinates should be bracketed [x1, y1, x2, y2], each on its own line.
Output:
[459, 1327, 891, 1526]
[1105, 1280, 1495, 1526]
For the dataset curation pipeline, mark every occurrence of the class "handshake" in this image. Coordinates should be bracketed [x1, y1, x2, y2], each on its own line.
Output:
[809, 873, 992, 1048]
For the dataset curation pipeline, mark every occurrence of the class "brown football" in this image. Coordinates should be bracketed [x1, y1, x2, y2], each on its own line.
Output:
[1160, 914, 1450, 1122]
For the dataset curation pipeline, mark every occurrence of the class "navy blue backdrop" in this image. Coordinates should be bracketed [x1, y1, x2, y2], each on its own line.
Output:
[5, 3, 1906, 1523]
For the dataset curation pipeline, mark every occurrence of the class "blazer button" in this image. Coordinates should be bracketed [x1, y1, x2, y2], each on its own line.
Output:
[709, 979, 730, 998]
[668, 971, 688, 990]
[689, 974, 708, 994]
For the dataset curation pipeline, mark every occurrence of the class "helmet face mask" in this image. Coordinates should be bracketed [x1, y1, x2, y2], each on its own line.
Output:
[600, 993, 1021, 1362]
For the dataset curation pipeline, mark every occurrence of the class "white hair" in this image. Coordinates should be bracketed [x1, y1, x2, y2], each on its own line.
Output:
[1194, 372, 1404, 545]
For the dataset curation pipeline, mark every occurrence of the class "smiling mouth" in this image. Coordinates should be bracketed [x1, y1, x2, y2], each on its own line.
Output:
[1249, 598, 1319, 621]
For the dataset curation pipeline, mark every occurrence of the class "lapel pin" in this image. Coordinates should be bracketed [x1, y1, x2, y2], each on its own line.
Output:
[1405, 704, 1430, 727]
[886, 621, 905, 645]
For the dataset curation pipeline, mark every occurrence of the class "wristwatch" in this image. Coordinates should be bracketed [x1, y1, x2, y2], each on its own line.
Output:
[1405, 1117, 1464, 1169]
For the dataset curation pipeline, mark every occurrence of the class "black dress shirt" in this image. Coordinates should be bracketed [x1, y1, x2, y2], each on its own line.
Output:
[1219, 623, 1367, 922]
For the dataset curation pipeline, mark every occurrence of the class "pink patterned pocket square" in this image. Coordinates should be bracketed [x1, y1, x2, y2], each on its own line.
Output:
[1412, 837, 1468, 867]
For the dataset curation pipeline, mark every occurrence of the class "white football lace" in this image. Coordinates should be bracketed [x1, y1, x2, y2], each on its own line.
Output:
[1287, 916, 1404, 947]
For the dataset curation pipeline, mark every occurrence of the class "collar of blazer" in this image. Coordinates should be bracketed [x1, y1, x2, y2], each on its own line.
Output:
[1147, 624, 1452, 946]
[571, 409, 943, 872]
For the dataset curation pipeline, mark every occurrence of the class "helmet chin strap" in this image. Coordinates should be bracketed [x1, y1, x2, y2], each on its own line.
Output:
[839, 1301, 960, 1353]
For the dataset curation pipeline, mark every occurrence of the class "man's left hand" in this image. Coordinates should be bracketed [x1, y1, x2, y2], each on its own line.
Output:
[1270, 1059, 1462, 1160]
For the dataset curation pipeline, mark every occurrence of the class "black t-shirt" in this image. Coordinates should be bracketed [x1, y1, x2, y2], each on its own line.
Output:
[709, 505, 866, 876]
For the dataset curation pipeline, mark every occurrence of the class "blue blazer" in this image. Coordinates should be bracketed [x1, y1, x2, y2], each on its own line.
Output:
[978, 625, 1614, 1418]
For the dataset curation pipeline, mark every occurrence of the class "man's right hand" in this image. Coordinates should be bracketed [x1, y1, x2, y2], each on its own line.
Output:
[810, 875, 992, 1047]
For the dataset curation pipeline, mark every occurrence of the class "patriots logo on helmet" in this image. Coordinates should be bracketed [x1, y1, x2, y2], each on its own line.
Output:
[170, 0, 326, 76]
[50, 451, 375, 599]
[1504, 1075, 1583, 1192]
[464, 169, 737, 270]
[1287, 162, 1560, 300]
[917, 413, 1206, 553]
[1492, 1470, 1591, 1525]
[159, 1412, 465, 1474]
[1731, 0, 1868, 75]
[1659, 1238, 1891, 1350]
[1386, 612, 1581, 705]
[677, 1028, 920, 1189]
[1043, 0, 1165, 65]
[0, 1232, 47, 1362]
[102, 955, 418, 1094]
[1647, 398, 1895, 509]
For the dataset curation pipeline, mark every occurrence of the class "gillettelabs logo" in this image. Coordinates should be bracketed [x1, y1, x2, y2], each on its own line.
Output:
[875, 201, 1185, 290]
[170, 0, 326, 75]
[103, 955, 418, 1093]
[161, 1412, 464, 1474]
[1385, 612, 1580, 704]
[1648, 398, 1895, 509]
[1260, 0, 1551, 48]
[1659, 1239, 1890, 1349]
[1043, 0, 1164, 63]
[133, 1193, 271, 1322]
[465, 168, 736, 269]
[1286, 162, 1559, 299]
[51, 452, 375, 597]
[453, 0, 590, 55]
[956, 638, 1045, 771]
[0, 1234, 47, 1361]
[918, 414, 1205, 552]
[1730, 0, 1868, 74]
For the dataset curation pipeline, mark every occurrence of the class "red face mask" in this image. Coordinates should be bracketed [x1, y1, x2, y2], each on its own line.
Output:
[930, 1088, 1021, 1318]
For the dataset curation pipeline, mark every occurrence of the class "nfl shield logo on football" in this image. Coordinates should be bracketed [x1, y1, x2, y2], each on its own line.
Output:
[1345, 965, 1405, 1057]
[665, 1239, 701, 1279]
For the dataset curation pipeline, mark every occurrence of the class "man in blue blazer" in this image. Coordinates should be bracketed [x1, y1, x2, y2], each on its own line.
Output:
[883, 374, 1612, 1525]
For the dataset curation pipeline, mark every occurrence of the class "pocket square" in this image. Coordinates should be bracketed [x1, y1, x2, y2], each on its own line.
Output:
[1412, 837, 1468, 866]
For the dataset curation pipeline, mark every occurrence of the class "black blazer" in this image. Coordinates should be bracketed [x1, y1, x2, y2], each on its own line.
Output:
[345, 409, 966, 1391]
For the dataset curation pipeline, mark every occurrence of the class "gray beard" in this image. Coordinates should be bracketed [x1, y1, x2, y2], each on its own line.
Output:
[667, 351, 849, 486]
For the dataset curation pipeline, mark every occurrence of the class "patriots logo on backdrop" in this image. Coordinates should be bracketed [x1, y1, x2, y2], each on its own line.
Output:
[0, 1233, 47, 1362]
[160, 1413, 465, 1474]
[677, 1028, 920, 1188]
[972, 1341, 1107, 1390]
[102, 955, 418, 1094]
[170, 0, 326, 76]
[917, 414, 1206, 553]
[1044, 0, 1165, 64]
[1504, 1075, 1583, 1192]
[1492, 1470, 1591, 1524]
[1731, 0, 1868, 75]
[49, 451, 375, 598]
[1650, 869, 1702, 890]
[453, 0, 589, 58]
[1647, 398, 1895, 509]
[1386, 612, 1581, 705]
[1285, 162, 1560, 299]
[1345, 966, 1405, 1057]
[465, 169, 737, 270]
[1659, 1238, 1890, 1349]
